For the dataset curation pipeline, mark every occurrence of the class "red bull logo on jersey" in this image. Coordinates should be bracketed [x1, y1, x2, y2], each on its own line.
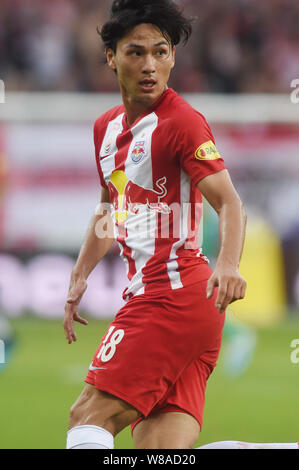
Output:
[131, 141, 146, 164]
[195, 140, 221, 161]
[109, 170, 170, 223]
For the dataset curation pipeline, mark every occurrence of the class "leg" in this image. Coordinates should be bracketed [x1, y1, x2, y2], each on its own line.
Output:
[197, 441, 299, 449]
[67, 383, 140, 449]
[72, 280, 223, 449]
[130, 328, 223, 449]
[133, 412, 200, 449]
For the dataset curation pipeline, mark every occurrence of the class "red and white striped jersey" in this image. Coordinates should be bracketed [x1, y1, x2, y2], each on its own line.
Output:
[94, 88, 226, 301]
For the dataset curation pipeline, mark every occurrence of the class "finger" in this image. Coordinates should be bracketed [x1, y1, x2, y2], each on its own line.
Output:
[216, 280, 231, 313]
[240, 281, 247, 299]
[65, 323, 76, 344]
[68, 324, 77, 343]
[206, 276, 218, 299]
[67, 294, 81, 304]
[73, 313, 89, 326]
[64, 302, 79, 343]
[230, 283, 242, 304]
[220, 281, 235, 313]
[64, 322, 73, 344]
[64, 315, 77, 344]
[226, 281, 240, 310]
[229, 281, 247, 304]
[65, 301, 76, 315]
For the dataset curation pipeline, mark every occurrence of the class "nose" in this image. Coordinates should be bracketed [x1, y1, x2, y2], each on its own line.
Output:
[142, 53, 156, 74]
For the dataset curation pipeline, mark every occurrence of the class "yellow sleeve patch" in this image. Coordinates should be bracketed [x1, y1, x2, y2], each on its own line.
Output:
[195, 140, 221, 161]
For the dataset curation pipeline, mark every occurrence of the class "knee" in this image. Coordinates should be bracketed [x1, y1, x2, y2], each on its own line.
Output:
[68, 398, 115, 434]
[68, 387, 98, 429]
[68, 401, 83, 430]
[68, 400, 129, 437]
[133, 413, 200, 449]
[68, 386, 140, 436]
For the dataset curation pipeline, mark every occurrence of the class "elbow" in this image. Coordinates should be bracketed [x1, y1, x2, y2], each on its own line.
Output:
[216, 197, 247, 221]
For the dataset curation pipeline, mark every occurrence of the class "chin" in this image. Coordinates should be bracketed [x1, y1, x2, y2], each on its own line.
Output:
[136, 92, 156, 104]
[139, 87, 163, 102]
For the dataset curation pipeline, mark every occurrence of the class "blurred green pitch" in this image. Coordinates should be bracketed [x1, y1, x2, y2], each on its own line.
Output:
[0, 315, 298, 449]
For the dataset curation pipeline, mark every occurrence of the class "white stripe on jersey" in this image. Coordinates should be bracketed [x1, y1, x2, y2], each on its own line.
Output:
[123, 209, 157, 297]
[125, 113, 158, 189]
[166, 169, 191, 290]
[99, 113, 124, 184]
[121, 113, 159, 296]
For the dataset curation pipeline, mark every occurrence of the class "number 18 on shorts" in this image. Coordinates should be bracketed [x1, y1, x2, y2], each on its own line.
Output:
[96, 326, 125, 363]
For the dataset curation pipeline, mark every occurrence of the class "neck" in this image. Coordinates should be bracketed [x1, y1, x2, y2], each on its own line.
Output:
[121, 86, 167, 127]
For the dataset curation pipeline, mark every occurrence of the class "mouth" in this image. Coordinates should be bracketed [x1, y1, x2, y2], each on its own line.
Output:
[139, 79, 157, 92]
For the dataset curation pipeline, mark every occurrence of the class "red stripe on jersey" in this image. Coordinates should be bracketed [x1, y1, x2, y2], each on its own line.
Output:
[117, 227, 137, 281]
[141, 211, 177, 291]
[114, 129, 132, 170]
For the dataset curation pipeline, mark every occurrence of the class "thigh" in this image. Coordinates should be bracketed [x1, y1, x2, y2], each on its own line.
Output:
[132, 412, 200, 449]
[131, 343, 222, 440]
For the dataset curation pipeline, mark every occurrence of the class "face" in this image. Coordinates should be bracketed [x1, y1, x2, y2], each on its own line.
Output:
[106, 23, 176, 107]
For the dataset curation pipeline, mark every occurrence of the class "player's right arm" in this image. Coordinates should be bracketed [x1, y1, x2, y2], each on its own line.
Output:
[63, 188, 114, 344]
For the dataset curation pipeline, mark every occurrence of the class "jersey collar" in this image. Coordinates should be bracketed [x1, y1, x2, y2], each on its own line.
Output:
[122, 88, 174, 132]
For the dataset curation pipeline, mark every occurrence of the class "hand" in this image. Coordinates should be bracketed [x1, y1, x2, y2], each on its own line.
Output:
[63, 277, 88, 344]
[206, 266, 247, 314]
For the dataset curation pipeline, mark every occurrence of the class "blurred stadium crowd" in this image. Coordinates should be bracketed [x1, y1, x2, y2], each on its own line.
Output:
[1, 0, 299, 93]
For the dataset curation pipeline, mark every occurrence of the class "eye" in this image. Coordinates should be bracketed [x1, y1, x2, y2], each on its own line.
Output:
[130, 50, 141, 56]
[156, 50, 167, 57]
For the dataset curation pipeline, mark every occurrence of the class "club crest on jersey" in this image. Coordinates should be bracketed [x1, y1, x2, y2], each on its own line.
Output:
[195, 140, 221, 161]
[104, 135, 113, 154]
[131, 141, 146, 164]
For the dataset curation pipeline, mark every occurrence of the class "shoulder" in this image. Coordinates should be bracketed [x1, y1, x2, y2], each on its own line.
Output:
[94, 105, 125, 135]
[158, 89, 209, 133]
[173, 95, 208, 130]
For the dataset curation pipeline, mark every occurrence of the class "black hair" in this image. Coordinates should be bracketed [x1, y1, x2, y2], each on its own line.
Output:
[99, 0, 193, 52]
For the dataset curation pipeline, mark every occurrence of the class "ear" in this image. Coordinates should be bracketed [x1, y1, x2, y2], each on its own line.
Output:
[106, 48, 117, 71]
[171, 46, 176, 69]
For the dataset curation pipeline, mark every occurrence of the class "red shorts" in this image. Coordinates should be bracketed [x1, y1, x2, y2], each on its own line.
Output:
[85, 278, 225, 430]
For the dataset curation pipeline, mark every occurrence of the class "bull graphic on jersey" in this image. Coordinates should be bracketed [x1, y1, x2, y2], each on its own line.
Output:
[131, 141, 146, 163]
[109, 170, 170, 223]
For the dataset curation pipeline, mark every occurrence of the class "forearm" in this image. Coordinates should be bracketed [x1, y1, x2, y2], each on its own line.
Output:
[72, 208, 115, 281]
[64, 190, 113, 343]
[216, 200, 247, 269]
[197, 170, 247, 310]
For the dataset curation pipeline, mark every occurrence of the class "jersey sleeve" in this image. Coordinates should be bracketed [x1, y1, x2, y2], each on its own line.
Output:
[176, 111, 226, 186]
[94, 119, 108, 190]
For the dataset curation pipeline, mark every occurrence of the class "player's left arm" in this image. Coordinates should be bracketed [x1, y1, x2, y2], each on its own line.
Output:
[197, 169, 247, 313]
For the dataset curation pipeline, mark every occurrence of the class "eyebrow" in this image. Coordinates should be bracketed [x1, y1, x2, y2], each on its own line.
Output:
[125, 41, 169, 49]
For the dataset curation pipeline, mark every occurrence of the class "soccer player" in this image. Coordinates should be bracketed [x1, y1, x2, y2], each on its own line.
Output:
[64, 0, 247, 449]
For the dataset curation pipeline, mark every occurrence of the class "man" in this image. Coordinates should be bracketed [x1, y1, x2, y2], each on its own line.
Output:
[64, 0, 247, 449]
